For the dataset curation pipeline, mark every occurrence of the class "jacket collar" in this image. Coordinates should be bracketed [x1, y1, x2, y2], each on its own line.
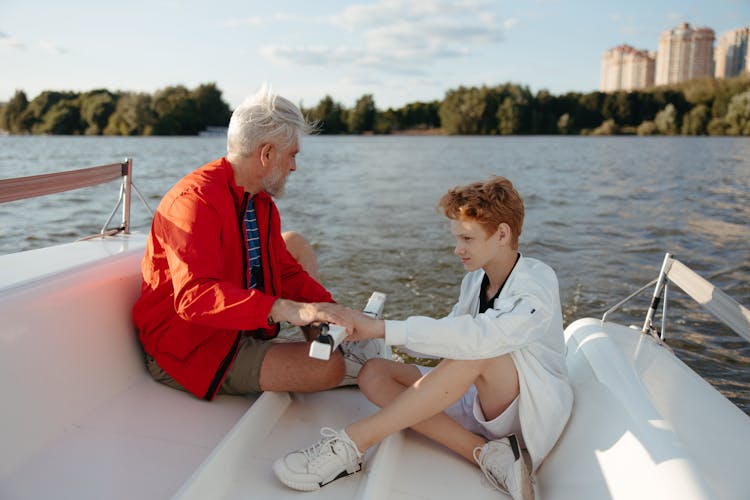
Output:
[220, 157, 272, 209]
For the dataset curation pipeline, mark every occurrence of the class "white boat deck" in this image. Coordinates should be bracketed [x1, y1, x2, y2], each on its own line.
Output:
[172, 318, 750, 500]
[2, 235, 749, 499]
[0, 235, 253, 499]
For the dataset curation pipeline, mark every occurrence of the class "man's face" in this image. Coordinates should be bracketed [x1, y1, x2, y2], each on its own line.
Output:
[450, 218, 500, 272]
[263, 142, 299, 198]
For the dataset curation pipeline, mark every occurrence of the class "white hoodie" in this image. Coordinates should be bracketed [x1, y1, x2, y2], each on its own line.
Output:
[384, 255, 573, 472]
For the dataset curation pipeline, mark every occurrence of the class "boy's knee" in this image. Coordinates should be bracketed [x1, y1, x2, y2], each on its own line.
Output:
[282, 231, 319, 279]
[357, 358, 387, 391]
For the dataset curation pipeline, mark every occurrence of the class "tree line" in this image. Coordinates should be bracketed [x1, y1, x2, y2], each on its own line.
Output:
[0, 83, 231, 136]
[2, 76, 749, 136]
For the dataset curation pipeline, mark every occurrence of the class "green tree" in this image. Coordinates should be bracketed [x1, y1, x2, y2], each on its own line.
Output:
[308, 95, 347, 134]
[398, 101, 441, 130]
[636, 121, 657, 136]
[0, 90, 29, 133]
[654, 104, 679, 135]
[36, 100, 82, 134]
[348, 94, 376, 133]
[724, 89, 750, 136]
[681, 104, 710, 135]
[192, 83, 231, 127]
[497, 96, 526, 134]
[591, 119, 618, 135]
[104, 93, 155, 135]
[603, 91, 639, 126]
[80, 90, 117, 135]
[707, 117, 729, 135]
[530, 89, 557, 133]
[575, 92, 606, 131]
[557, 113, 573, 135]
[20, 91, 75, 133]
[495, 84, 532, 134]
[439, 87, 487, 134]
[151, 85, 201, 135]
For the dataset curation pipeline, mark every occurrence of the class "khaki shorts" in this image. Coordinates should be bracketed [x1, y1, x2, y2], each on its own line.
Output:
[146, 335, 274, 395]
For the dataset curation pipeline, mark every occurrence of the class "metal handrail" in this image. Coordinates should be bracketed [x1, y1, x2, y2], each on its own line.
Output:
[0, 162, 127, 203]
[0, 158, 153, 236]
[602, 252, 750, 344]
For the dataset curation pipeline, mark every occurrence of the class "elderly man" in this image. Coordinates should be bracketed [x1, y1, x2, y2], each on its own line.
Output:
[133, 87, 370, 401]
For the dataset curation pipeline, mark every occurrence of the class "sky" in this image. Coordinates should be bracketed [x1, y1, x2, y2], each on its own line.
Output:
[1, 0, 749, 110]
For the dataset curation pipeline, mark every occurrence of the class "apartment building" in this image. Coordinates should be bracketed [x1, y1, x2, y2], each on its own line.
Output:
[655, 23, 715, 85]
[715, 27, 749, 78]
[600, 45, 656, 92]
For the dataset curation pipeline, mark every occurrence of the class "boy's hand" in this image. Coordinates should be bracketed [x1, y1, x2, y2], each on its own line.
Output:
[270, 299, 356, 333]
[347, 311, 385, 341]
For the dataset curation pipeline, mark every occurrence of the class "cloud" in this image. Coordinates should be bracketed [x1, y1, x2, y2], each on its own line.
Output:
[503, 18, 519, 30]
[260, 0, 504, 74]
[227, 16, 263, 27]
[39, 40, 67, 55]
[260, 45, 365, 66]
[226, 13, 322, 27]
[0, 32, 26, 50]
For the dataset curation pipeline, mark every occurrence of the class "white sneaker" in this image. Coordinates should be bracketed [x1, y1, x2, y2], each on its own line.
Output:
[338, 338, 391, 386]
[273, 427, 363, 491]
[474, 434, 533, 500]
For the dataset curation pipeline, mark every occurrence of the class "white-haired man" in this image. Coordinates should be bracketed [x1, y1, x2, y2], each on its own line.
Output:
[134, 87, 368, 400]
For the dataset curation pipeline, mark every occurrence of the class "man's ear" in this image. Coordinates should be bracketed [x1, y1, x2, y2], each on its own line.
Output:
[259, 143, 275, 168]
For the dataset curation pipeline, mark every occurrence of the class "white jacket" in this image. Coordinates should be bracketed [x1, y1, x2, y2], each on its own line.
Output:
[385, 255, 573, 472]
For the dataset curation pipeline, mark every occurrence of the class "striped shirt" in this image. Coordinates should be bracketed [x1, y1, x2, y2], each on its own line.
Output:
[244, 197, 262, 289]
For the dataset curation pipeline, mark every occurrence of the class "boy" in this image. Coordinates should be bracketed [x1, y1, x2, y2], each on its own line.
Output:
[273, 177, 573, 499]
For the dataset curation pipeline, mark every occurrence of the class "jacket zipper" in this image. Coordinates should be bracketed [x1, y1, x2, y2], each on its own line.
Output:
[204, 332, 242, 400]
[203, 192, 249, 400]
[266, 203, 276, 295]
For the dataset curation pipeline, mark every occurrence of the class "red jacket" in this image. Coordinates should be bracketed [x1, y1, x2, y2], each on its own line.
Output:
[133, 158, 333, 400]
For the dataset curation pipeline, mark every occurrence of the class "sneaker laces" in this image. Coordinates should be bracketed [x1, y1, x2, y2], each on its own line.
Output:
[303, 427, 360, 469]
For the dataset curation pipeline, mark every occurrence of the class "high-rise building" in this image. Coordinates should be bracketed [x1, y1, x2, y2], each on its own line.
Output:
[600, 45, 655, 92]
[655, 23, 715, 85]
[715, 27, 749, 78]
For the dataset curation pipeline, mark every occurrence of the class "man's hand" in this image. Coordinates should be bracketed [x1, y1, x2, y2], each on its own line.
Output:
[269, 299, 357, 333]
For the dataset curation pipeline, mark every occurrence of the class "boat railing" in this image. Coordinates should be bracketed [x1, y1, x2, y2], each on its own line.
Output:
[0, 158, 153, 237]
[602, 252, 750, 344]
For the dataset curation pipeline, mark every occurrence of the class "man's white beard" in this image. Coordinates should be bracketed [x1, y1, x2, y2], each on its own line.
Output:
[263, 163, 287, 198]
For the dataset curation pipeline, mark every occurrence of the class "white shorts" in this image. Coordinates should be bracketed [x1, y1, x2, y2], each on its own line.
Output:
[417, 365, 524, 446]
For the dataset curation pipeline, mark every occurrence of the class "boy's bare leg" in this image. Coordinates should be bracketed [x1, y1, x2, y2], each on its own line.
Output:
[358, 359, 485, 462]
[348, 355, 519, 462]
[259, 343, 345, 392]
[283, 231, 320, 281]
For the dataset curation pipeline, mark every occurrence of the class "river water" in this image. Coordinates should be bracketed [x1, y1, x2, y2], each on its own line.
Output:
[1, 135, 749, 413]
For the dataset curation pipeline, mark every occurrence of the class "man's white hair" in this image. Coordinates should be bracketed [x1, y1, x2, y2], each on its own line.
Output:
[227, 84, 314, 158]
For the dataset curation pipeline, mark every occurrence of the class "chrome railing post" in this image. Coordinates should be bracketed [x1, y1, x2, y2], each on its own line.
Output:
[122, 158, 132, 234]
[641, 253, 673, 335]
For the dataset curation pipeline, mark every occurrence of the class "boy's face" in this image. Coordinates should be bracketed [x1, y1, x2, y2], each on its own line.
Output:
[450, 218, 500, 272]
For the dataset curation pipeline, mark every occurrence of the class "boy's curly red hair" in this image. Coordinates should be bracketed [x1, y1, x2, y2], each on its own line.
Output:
[437, 176, 525, 249]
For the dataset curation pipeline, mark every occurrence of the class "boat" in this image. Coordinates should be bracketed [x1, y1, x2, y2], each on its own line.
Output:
[1, 161, 749, 499]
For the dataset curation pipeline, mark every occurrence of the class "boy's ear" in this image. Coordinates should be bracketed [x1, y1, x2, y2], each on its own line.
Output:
[497, 222, 512, 245]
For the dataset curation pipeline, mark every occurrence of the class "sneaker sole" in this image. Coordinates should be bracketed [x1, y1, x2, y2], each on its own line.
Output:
[272, 459, 361, 491]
